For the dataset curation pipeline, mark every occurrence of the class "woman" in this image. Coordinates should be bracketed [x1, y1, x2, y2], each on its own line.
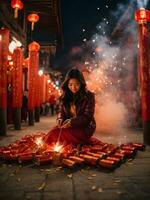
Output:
[44, 68, 97, 146]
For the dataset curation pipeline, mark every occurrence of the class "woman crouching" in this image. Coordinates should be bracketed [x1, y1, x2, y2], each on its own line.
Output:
[44, 68, 96, 146]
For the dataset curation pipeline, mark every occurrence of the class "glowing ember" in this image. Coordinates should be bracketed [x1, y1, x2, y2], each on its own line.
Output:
[35, 137, 43, 147]
[53, 143, 63, 152]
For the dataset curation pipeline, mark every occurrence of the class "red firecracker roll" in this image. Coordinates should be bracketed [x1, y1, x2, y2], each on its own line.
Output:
[130, 143, 145, 151]
[69, 156, 84, 164]
[34, 155, 52, 166]
[18, 152, 35, 163]
[79, 154, 98, 165]
[62, 158, 76, 168]
[99, 159, 116, 169]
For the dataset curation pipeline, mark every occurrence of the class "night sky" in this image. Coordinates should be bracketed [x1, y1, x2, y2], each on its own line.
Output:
[54, 0, 150, 72]
[60, 0, 128, 50]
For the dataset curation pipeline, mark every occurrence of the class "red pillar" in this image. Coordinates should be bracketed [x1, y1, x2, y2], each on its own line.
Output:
[0, 28, 9, 135]
[28, 41, 40, 125]
[135, 8, 150, 145]
[35, 74, 41, 122]
[12, 48, 23, 130]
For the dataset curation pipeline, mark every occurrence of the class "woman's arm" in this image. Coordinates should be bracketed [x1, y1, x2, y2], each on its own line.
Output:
[57, 100, 66, 125]
[70, 92, 95, 127]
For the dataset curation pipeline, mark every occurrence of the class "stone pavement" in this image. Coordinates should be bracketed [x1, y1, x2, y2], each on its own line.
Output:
[0, 116, 150, 200]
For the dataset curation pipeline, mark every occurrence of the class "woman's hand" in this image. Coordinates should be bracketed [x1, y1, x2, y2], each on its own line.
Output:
[57, 119, 63, 128]
[61, 119, 71, 128]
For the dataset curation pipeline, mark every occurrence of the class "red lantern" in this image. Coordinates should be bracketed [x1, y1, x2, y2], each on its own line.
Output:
[28, 41, 40, 52]
[11, 0, 23, 18]
[135, 8, 150, 23]
[27, 13, 39, 31]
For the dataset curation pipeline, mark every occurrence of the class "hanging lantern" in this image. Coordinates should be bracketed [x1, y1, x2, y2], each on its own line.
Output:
[135, 8, 150, 23]
[27, 13, 39, 31]
[28, 41, 40, 52]
[11, 0, 23, 18]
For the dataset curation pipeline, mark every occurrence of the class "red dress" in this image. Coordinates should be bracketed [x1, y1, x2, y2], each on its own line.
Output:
[44, 93, 100, 146]
[44, 126, 101, 146]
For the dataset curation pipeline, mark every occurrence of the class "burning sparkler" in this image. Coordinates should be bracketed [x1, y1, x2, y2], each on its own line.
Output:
[51, 127, 64, 153]
[53, 142, 63, 153]
[52, 142, 64, 165]
[35, 137, 44, 148]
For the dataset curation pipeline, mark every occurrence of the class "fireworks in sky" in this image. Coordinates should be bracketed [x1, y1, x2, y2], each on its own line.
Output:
[76, 0, 146, 97]
[70, 0, 143, 135]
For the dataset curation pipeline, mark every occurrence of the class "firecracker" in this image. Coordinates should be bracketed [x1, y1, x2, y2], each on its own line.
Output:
[0, 133, 145, 169]
[86, 151, 106, 159]
[121, 144, 137, 152]
[52, 152, 63, 166]
[18, 152, 35, 164]
[112, 152, 126, 162]
[106, 156, 122, 165]
[120, 149, 136, 158]
[90, 145, 104, 152]
[34, 155, 53, 166]
[99, 159, 117, 169]
[3, 151, 18, 161]
[81, 145, 92, 152]
[62, 158, 76, 168]
[69, 156, 84, 164]
[79, 154, 98, 165]
[131, 143, 145, 151]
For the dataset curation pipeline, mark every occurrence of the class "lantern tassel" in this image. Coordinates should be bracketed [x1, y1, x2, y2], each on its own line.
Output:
[14, 8, 19, 18]
[31, 22, 35, 31]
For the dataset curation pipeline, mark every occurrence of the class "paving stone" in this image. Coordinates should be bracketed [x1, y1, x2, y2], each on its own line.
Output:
[24, 192, 42, 200]
[42, 191, 73, 200]
[0, 117, 150, 200]
[0, 191, 24, 200]
[0, 169, 46, 192]
[45, 173, 73, 191]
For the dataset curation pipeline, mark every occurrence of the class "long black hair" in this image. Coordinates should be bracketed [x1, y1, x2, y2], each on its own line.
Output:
[61, 68, 87, 106]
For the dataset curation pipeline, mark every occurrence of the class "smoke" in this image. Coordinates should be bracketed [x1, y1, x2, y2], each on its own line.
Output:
[60, 0, 143, 142]
[81, 0, 142, 142]
[95, 92, 128, 133]
[136, 0, 149, 8]
[85, 36, 127, 137]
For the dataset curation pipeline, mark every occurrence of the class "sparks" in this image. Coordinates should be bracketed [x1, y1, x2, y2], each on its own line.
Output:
[35, 137, 43, 147]
[53, 142, 63, 152]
